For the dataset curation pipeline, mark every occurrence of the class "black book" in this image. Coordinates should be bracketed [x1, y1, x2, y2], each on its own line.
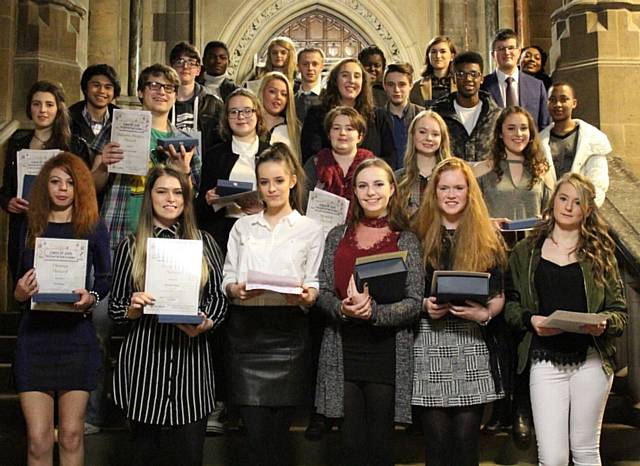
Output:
[354, 251, 408, 304]
[157, 136, 199, 152]
[430, 271, 491, 306]
[216, 179, 254, 197]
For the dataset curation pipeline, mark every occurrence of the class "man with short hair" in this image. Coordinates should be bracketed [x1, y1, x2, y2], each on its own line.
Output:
[383, 62, 424, 168]
[540, 81, 610, 206]
[169, 41, 224, 151]
[295, 47, 325, 124]
[200, 40, 239, 102]
[432, 51, 500, 162]
[69, 64, 121, 162]
[481, 28, 550, 129]
[94, 64, 200, 251]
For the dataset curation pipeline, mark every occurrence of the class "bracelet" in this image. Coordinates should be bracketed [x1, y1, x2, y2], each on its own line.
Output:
[88, 291, 100, 307]
[478, 314, 492, 326]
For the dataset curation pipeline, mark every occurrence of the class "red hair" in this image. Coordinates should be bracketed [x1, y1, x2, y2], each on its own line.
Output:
[27, 152, 99, 247]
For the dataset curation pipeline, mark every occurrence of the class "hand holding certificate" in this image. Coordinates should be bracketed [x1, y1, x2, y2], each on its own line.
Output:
[246, 270, 303, 295]
[541, 310, 607, 334]
[144, 238, 203, 324]
[31, 238, 88, 312]
[17, 149, 61, 199]
[306, 188, 349, 238]
[109, 109, 152, 176]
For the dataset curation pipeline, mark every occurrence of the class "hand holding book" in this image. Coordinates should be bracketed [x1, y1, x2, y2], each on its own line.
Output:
[341, 275, 372, 320]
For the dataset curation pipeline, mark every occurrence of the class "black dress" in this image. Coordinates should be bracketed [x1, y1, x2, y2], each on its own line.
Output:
[13, 221, 111, 392]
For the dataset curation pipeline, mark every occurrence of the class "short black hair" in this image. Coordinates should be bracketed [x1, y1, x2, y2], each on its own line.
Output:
[358, 45, 386, 68]
[80, 64, 121, 98]
[203, 41, 230, 59]
[453, 51, 484, 73]
[169, 41, 201, 65]
[492, 28, 518, 51]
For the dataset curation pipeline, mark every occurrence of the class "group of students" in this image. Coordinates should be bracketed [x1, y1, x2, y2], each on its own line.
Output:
[0, 25, 626, 466]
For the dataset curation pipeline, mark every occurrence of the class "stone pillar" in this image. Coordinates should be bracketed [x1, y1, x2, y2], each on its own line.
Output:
[551, 1, 640, 174]
[0, 0, 18, 124]
[128, 0, 142, 96]
[12, 0, 89, 122]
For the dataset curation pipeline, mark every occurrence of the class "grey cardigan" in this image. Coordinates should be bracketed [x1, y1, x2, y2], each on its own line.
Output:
[315, 225, 424, 423]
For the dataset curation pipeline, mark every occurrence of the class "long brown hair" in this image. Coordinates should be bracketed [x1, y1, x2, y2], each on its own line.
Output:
[131, 166, 208, 291]
[397, 110, 452, 209]
[489, 106, 549, 188]
[421, 36, 457, 78]
[258, 72, 301, 159]
[321, 58, 373, 122]
[27, 152, 99, 247]
[414, 158, 506, 271]
[532, 172, 616, 287]
[349, 158, 409, 232]
[255, 142, 307, 214]
[26, 81, 72, 151]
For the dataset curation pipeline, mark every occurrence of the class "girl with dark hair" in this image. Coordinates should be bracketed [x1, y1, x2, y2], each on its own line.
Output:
[505, 172, 626, 465]
[223, 143, 324, 466]
[519, 45, 552, 90]
[300, 58, 395, 166]
[315, 158, 423, 466]
[413, 157, 508, 466]
[0, 80, 91, 279]
[409, 36, 457, 107]
[109, 165, 227, 465]
[13, 152, 110, 466]
[474, 106, 556, 222]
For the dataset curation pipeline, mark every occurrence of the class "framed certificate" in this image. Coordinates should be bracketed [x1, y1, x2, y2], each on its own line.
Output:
[32, 237, 88, 312]
[109, 109, 152, 176]
[144, 238, 203, 323]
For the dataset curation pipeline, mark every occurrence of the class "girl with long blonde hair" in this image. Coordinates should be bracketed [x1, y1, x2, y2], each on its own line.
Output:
[396, 110, 452, 214]
[413, 157, 507, 466]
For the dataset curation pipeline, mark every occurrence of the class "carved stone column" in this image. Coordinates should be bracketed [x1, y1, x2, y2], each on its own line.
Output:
[12, 0, 89, 123]
[0, 0, 18, 123]
[551, 1, 640, 174]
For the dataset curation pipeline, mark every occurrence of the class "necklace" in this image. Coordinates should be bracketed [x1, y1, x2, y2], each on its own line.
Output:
[33, 133, 50, 145]
[549, 234, 577, 250]
[360, 215, 389, 228]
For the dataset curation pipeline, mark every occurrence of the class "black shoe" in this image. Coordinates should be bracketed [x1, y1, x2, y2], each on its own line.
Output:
[512, 412, 532, 449]
[305, 414, 331, 441]
[482, 417, 503, 434]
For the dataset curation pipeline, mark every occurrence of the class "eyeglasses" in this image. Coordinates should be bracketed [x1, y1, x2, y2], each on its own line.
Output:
[172, 58, 200, 69]
[228, 108, 256, 119]
[494, 45, 518, 54]
[144, 81, 178, 94]
[455, 70, 483, 80]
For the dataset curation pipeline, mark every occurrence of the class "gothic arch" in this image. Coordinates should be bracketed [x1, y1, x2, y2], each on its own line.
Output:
[208, 0, 427, 81]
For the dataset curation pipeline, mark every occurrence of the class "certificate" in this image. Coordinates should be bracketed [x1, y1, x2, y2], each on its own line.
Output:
[306, 188, 349, 237]
[144, 238, 203, 317]
[109, 109, 152, 176]
[17, 149, 61, 199]
[32, 237, 88, 312]
[542, 310, 606, 334]
[246, 270, 303, 295]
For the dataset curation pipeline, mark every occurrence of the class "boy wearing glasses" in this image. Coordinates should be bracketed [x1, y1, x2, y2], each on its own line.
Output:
[482, 28, 550, 130]
[169, 42, 224, 151]
[93, 64, 202, 251]
[432, 51, 500, 162]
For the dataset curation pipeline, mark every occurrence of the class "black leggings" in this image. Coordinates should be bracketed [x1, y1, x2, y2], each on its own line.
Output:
[418, 404, 484, 466]
[239, 405, 295, 466]
[129, 417, 207, 466]
[342, 380, 395, 466]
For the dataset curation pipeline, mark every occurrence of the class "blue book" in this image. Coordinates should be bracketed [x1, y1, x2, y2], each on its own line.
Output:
[157, 314, 203, 325]
[431, 271, 491, 306]
[157, 136, 199, 152]
[32, 292, 79, 303]
[501, 218, 540, 231]
[216, 179, 253, 197]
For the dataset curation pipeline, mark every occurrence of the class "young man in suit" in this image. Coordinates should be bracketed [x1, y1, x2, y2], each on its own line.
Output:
[481, 28, 550, 130]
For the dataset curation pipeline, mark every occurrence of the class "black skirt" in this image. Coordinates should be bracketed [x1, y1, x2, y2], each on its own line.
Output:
[226, 305, 311, 406]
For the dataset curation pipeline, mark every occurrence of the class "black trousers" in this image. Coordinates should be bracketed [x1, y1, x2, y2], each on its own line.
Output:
[128, 417, 207, 466]
[341, 380, 395, 466]
[239, 405, 295, 466]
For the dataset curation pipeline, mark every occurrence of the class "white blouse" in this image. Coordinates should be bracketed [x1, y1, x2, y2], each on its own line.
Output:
[225, 135, 260, 218]
[222, 210, 324, 307]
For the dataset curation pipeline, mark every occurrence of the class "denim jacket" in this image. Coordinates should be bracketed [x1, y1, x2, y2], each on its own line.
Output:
[504, 237, 627, 376]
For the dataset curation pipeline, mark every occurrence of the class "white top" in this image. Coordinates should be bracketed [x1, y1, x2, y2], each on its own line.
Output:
[269, 123, 292, 147]
[225, 135, 260, 218]
[297, 80, 323, 97]
[203, 73, 227, 99]
[454, 100, 482, 135]
[496, 68, 519, 106]
[222, 210, 325, 306]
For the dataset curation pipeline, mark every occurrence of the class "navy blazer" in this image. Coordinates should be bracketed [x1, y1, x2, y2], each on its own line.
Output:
[481, 71, 550, 130]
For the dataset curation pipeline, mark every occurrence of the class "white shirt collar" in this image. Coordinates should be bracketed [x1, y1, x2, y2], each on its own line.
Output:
[496, 68, 519, 83]
[231, 135, 260, 160]
[299, 80, 323, 96]
[251, 209, 301, 229]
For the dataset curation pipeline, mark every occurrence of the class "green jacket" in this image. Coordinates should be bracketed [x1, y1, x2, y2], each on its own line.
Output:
[504, 237, 627, 376]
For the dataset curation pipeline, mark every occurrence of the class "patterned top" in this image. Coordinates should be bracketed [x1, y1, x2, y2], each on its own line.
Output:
[109, 224, 227, 425]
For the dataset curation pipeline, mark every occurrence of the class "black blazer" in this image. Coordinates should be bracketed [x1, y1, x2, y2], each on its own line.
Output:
[195, 139, 271, 252]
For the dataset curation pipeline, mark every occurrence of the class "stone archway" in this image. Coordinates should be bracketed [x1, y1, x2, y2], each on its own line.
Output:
[200, 0, 432, 82]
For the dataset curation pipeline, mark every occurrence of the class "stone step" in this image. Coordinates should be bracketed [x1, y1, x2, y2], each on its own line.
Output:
[0, 336, 16, 364]
[0, 312, 21, 334]
[0, 363, 14, 392]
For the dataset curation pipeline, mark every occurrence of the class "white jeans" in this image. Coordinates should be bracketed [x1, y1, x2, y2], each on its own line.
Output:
[529, 350, 613, 466]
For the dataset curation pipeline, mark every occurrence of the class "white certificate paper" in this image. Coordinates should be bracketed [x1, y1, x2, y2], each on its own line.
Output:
[306, 188, 349, 238]
[542, 310, 606, 334]
[109, 109, 152, 176]
[144, 238, 203, 316]
[32, 237, 88, 311]
[246, 270, 303, 295]
[17, 149, 61, 199]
